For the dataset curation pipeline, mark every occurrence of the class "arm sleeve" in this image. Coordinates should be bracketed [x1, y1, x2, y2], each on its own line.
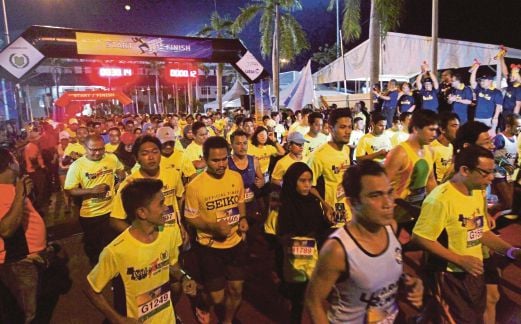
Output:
[412, 198, 447, 241]
[355, 137, 367, 157]
[63, 161, 81, 190]
[493, 135, 506, 151]
[184, 184, 199, 219]
[86, 247, 118, 293]
[110, 179, 128, 220]
[307, 154, 323, 187]
[271, 159, 285, 181]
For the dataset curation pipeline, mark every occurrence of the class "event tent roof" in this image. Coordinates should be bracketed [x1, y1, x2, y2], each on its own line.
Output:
[204, 79, 248, 110]
[313, 32, 521, 84]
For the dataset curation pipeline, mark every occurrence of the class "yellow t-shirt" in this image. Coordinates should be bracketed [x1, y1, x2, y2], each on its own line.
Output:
[303, 133, 328, 161]
[390, 131, 409, 147]
[87, 226, 181, 323]
[355, 133, 392, 163]
[271, 154, 302, 182]
[184, 169, 245, 249]
[160, 151, 184, 173]
[181, 142, 203, 177]
[307, 143, 352, 223]
[413, 182, 489, 272]
[288, 122, 309, 136]
[104, 143, 119, 153]
[111, 167, 184, 225]
[248, 144, 278, 174]
[64, 154, 124, 217]
[430, 139, 453, 183]
[63, 142, 86, 157]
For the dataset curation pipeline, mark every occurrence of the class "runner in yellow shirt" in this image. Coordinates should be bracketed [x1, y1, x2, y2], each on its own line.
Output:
[181, 121, 208, 179]
[356, 113, 392, 163]
[64, 134, 125, 265]
[63, 126, 88, 160]
[307, 108, 353, 225]
[412, 146, 521, 323]
[272, 132, 307, 187]
[390, 112, 412, 147]
[110, 135, 185, 238]
[86, 179, 196, 324]
[184, 136, 248, 324]
[104, 127, 121, 153]
[430, 112, 460, 183]
[303, 112, 328, 161]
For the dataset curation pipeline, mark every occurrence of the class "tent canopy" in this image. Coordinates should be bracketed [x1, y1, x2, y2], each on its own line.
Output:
[204, 80, 248, 110]
[314, 32, 521, 84]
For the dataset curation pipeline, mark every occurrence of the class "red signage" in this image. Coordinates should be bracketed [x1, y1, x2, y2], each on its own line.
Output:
[169, 68, 197, 78]
[99, 67, 133, 77]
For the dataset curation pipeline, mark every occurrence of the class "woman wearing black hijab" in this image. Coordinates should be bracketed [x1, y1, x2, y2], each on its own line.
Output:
[276, 162, 329, 324]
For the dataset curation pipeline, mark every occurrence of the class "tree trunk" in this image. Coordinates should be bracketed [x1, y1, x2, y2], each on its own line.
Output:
[217, 63, 223, 113]
[431, 0, 439, 73]
[368, 0, 380, 110]
[272, 2, 280, 112]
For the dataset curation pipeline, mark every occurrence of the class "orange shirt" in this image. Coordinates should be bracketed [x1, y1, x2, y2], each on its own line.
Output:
[0, 184, 47, 263]
[24, 142, 45, 173]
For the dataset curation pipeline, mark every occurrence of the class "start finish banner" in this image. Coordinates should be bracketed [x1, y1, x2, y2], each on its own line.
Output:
[76, 32, 213, 59]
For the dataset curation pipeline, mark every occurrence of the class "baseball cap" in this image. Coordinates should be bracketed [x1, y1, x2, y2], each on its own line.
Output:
[59, 131, 70, 140]
[68, 118, 79, 125]
[287, 132, 308, 145]
[120, 132, 136, 145]
[478, 74, 494, 81]
[156, 126, 176, 144]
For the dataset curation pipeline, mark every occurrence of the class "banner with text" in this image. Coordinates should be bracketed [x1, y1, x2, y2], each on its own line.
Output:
[76, 32, 213, 59]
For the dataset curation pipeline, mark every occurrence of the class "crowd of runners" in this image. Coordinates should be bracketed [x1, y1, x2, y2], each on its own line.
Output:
[1, 58, 521, 324]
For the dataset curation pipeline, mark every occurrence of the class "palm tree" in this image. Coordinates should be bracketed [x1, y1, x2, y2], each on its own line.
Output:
[329, 0, 403, 97]
[233, 0, 309, 111]
[196, 11, 235, 113]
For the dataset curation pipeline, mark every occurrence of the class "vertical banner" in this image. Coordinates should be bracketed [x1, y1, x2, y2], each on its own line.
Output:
[254, 78, 271, 120]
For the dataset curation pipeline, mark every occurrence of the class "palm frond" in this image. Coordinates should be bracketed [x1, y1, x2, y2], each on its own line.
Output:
[232, 3, 264, 35]
[342, 0, 361, 42]
[195, 25, 213, 37]
[376, 0, 403, 36]
[327, 0, 336, 12]
[259, 10, 274, 58]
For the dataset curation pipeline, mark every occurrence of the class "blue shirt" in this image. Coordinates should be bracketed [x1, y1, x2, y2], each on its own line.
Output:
[451, 86, 473, 110]
[503, 82, 521, 113]
[397, 94, 415, 113]
[474, 85, 503, 119]
[382, 90, 399, 111]
[419, 88, 439, 112]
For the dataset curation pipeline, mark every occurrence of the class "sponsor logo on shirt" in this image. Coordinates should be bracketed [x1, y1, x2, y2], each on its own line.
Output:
[84, 168, 113, 180]
[126, 250, 170, 281]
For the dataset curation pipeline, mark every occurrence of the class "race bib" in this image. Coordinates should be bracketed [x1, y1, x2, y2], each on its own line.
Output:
[244, 188, 254, 202]
[334, 203, 346, 224]
[365, 306, 398, 324]
[136, 282, 171, 322]
[162, 205, 177, 224]
[336, 183, 345, 200]
[264, 172, 270, 184]
[217, 207, 240, 226]
[465, 215, 484, 248]
[289, 238, 316, 259]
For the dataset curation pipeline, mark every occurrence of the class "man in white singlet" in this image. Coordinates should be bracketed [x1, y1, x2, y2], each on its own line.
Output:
[305, 160, 423, 323]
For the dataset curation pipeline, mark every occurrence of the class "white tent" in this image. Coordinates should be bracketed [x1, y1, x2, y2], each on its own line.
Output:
[204, 79, 249, 110]
[314, 32, 521, 84]
[279, 60, 314, 111]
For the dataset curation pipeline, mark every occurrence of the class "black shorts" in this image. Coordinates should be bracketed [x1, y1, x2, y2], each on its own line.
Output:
[195, 241, 248, 292]
[438, 272, 486, 324]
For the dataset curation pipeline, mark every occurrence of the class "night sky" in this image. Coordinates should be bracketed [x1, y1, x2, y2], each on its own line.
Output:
[5, 0, 521, 72]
